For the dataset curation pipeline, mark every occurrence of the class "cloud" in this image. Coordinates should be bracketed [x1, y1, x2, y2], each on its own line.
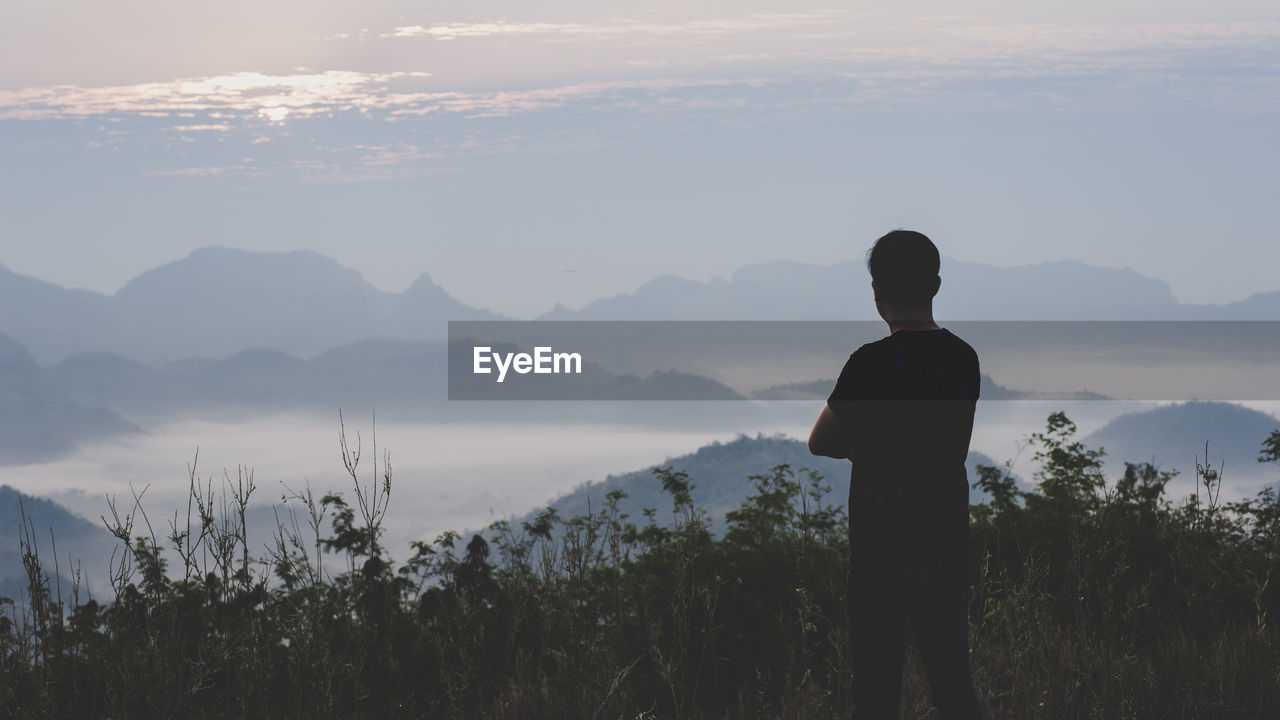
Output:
[381, 12, 849, 41]
[0, 72, 740, 123]
[3, 17, 1277, 125]
[815, 19, 1280, 73]
[168, 124, 233, 132]
[3, 15, 1276, 185]
[142, 164, 263, 177]
[0, 70, 432, 121]
[368, 13, 1280, 68]
[385, 78, 741, 118]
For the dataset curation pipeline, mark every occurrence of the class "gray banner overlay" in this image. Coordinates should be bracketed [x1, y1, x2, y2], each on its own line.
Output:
[447, 321, 1280, 401]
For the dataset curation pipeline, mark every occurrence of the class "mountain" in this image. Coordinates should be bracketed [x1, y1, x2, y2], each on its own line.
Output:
[0, 333, 140, 464]
[0, 263, 115, 363]
[513, 434, 1010, 536]
[751, 374, 1108, 401]
[750, 379, 836, 401]
[108, 248, 503, 362]
[44, 336, 759, 427]
[0, 248, 502, 364]
[1221, 291, 1280, 318]
[445, 339, 744, 401]
[0, 485, 116, 601]
[1178, 291, 1280, 319]
[47, 339, 450, 419]
[539, 257, 1278, 321]
[1082, 402, 1280, 486]
[4, 250, 1279, 366]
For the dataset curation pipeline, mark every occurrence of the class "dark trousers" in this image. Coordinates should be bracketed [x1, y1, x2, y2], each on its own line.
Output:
[847, 553, 983, 720]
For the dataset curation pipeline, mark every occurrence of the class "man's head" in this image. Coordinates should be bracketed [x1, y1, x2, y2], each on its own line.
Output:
[866, 229, 941, 312]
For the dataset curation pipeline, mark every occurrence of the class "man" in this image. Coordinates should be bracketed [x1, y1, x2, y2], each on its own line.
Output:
[809, 230, 983, 720]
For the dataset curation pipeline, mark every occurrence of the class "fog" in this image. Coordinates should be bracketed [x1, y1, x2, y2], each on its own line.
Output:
[6, 400, 1277, 597]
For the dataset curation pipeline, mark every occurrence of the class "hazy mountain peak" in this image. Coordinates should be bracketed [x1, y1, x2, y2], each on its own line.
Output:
[184, 246, 337, 264]
[637, 273, 704, 292]
[220, 347, 306, 366]
[545, 255, 1195, 320]
[1224, 291, 1280, 317]
[405, 272, 438, 290]
[0, 245, 505, 363]
[403, 272, 464, 302]
[944, 256, 1179, 304]
[116, 246, 368, 301]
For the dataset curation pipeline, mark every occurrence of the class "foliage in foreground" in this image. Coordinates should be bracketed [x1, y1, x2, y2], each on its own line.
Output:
[1, 415, 1279, 719]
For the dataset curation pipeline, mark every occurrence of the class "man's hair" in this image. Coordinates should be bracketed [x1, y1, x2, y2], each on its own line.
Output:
[866, 229, 941, 308]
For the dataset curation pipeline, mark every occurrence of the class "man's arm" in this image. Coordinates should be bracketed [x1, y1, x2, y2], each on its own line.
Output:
[808, 402, 854, 459]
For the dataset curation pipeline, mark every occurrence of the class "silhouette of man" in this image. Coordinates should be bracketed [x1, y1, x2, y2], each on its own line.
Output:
[809, 230, 983, 719]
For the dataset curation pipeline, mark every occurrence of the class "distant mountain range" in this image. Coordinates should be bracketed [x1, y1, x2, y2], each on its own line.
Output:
[0, 248, 499, 364]
[539, 258, 1280, 322]
[3, 248, 1279, 366]
[0, 333, 139, 464]
[45, 338, 448, 419]
[2, 247, 1277, 464]
[43, 338, 749, 418]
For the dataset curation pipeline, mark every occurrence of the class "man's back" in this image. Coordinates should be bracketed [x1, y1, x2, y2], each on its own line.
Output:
[827, 327, 980, 572]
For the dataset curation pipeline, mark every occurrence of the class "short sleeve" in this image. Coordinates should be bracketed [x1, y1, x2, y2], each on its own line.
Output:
[954, 341, 980, 402]
[827, 349, 871, 419]
[971, 351, 982, 401]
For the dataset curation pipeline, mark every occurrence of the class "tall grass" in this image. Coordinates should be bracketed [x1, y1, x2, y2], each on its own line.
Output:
[2, 413, 1278, 718]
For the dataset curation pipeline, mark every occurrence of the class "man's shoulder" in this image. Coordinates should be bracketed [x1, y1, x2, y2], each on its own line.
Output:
[940, 329, 979, 360]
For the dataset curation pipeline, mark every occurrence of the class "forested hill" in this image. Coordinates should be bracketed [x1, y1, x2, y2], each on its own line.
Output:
[1084, 401, 1280, 486]
[521, 434, 1007, 534]
[0, 484, 115, 601]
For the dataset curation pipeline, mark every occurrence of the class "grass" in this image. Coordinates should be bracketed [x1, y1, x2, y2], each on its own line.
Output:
[1, 413, 1278, 718]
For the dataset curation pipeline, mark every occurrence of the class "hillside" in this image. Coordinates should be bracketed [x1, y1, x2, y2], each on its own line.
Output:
[1083, 401, 1280, 485]
[517, 434, 1012, 535]
[0, 484, 116, 600]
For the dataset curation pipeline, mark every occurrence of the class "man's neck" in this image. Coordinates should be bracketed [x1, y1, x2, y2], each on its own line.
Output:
[887, 318, 941, 334]
[880, 305, 940, 334]
[875, 295, 936, 333]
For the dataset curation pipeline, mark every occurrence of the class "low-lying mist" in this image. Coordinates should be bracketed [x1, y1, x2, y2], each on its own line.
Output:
[6, 400, 1277, 598]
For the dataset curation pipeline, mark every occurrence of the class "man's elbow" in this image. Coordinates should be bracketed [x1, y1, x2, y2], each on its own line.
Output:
[807, 433, 845, 459]
[808, 404, 852, 458]
[807, 434, 822, 456]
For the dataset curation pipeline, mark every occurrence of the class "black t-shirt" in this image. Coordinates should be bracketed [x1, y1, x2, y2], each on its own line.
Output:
[827, 328, 980, 573]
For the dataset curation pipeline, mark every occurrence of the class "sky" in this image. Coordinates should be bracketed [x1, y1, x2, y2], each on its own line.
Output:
[2, 1, 1278, 317]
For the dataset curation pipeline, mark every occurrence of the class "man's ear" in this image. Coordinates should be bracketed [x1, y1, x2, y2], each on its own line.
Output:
[871, 280, 879, 301]
[930, 275, 942, 298]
